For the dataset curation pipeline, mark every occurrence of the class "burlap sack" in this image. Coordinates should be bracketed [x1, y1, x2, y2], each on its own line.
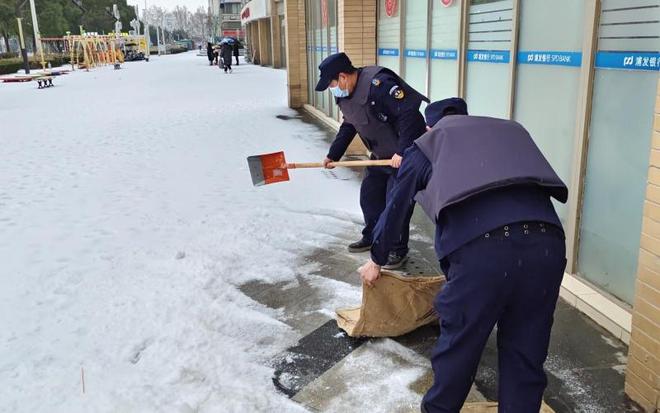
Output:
[336, 271, 445, 337]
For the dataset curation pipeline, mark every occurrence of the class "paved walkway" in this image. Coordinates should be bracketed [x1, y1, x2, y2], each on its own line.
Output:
[240, 112, 643, 413]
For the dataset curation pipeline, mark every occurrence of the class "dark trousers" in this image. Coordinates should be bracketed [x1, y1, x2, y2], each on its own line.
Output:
[235, 55, 239, 65]
[422, 223, 566, 413]
[360, 165, 414, 255]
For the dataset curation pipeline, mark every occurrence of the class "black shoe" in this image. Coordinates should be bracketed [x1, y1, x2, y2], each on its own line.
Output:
[348, 238, 372, 253]
[382, 252, 408, 270]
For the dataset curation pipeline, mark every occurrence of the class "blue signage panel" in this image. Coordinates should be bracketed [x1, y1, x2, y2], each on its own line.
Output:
[595, 51, 660, 72]
[430, 49, 458, 60]
[309, 46, 338, 53]
[518, 51, 582, 67]
[467, 50, 510, 64]
[404, 49, 427, 58]
[378, 48, 400, 57]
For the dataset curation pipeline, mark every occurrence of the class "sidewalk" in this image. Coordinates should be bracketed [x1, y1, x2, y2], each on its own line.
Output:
[240, 112, 643, 413]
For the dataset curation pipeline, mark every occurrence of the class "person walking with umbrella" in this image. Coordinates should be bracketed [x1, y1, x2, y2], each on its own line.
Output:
[220, 40, 233, 73]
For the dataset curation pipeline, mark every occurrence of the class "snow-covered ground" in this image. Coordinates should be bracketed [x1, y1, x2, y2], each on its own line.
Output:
[0, 53, 364, 412]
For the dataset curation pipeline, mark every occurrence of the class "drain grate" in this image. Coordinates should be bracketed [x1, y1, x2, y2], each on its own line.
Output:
[396, 258, 441, 277]
[272, 320, 367, 397]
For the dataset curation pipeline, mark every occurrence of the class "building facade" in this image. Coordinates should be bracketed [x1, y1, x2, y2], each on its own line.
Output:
[210, 0, 246, 40]
[240, 0, 286, 68]
[282, 0, 660, 409]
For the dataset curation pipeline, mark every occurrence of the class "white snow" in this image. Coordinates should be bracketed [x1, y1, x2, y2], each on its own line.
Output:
[0, 52, 364, 412]
[320, 339, 428, 413]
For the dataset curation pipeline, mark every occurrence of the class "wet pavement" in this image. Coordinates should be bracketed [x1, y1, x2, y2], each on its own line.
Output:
[239, 112, 642, 412]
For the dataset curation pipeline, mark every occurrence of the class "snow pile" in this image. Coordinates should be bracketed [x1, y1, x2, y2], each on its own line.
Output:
[0, 53, 363, 412]
[321, 340, 428, 413]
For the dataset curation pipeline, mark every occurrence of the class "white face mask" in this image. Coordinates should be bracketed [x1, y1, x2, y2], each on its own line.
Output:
[329, 85, 349, 98]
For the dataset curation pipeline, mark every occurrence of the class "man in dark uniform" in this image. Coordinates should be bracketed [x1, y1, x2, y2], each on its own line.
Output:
[315, 52, 429, 269]
[358, 98, 568, 412]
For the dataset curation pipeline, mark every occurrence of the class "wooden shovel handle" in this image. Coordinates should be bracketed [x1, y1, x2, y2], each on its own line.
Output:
[287, 159, 392, 169]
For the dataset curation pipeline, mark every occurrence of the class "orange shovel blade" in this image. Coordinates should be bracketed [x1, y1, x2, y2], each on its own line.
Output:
[247, 151, 290, 187]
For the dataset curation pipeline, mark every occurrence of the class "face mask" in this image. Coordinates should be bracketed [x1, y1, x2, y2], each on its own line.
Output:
[329, 84, 349, 98]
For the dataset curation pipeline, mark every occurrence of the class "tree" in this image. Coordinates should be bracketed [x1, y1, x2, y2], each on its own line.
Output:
[171, 5, 191, 33]
[190, 6, 209, 43]
[171, 28, 188, 41]
[0, 1, 30, 52]
[36, 1, 72, 37]
[144, 4, 165, 28]
[0, 0, 15, 52]
[77, 0, 136, 34]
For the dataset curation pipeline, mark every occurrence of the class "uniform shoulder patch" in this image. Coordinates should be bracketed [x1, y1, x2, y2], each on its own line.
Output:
[371, 78, 381, 86]
[389, 85, 405, 100]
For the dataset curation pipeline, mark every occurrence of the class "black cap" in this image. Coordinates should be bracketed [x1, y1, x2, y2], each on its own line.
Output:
[315, 52, 354, 92]
[425, 97, 468, 127]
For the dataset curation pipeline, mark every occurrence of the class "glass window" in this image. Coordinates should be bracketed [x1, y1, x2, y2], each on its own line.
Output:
[513, 0, 585, 224]
[313, 0, 329, 114]
[429, 0, 461, 101]
[306, 0, 315, 106]
[577, 0, 660, 304]
[403, 0, 429, 95]
[377, 0, 401, 72]
[223, 3, 241, 15]
[305, 0, 339, 116]
[328, 0, 339, 119]
[280, 15, 286, 68]
[464, 0, 513, 118]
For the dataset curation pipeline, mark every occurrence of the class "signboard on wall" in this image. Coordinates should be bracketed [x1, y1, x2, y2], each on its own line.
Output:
[518, 51, 582, 67]
[378, 48, 399, 56]
[385, 0, 397, 17]
[595, 51, 660, 72]
[223, 29, 245, 38]
[240, 0, 269, 25]
[467, 50, 510, 63]
[431, 49, 458, 60]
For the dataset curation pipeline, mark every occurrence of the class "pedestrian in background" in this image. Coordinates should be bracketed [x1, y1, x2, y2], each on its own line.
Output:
[233, 41, 240, 66]
[206, 42, 214, 66]
[221, 42, 233, 73]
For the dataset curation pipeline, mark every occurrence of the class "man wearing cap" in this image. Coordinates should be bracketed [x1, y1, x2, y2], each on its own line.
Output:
[358, 98, 568, 412]
[315, 52, 429, 269]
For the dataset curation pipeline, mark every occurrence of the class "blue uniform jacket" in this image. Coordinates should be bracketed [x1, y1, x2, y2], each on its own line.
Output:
[370, 145, 563, 266]
[327, 72, 427, 161]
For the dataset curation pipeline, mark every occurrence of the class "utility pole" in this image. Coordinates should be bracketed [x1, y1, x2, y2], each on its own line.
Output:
[113, 4, 122, 39]
[28, 0, 46, 69]
[16, 18, 29, 74]
[160, 26, 166, 53]
[144, 0, 150, 61]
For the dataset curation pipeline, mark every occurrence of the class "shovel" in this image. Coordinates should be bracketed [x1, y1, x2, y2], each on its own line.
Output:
[247, 151, 391, 187]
